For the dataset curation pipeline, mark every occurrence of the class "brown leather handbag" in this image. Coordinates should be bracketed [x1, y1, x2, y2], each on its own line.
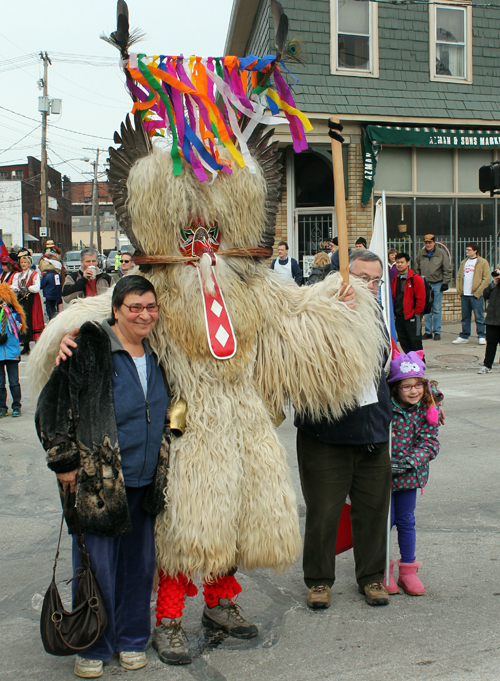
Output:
[40, 490, 108, 656]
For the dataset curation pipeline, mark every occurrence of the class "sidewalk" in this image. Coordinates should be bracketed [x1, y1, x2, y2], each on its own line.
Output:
[420, 320, 490, 371]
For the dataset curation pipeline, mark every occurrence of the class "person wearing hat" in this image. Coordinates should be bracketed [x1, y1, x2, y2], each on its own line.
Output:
[0, 256, 20, 285]
[327, 237, 338, 261]
[40, 243, 63, 321]
[330, 237, 352, 273]
[11, 248, 45, 354]
[355, 237, 368, 250]
[415, 235, 451, 341]
[386, 350, 441, 596]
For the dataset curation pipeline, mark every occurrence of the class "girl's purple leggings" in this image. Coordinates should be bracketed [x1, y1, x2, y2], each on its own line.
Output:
[391, 488, 418, 563]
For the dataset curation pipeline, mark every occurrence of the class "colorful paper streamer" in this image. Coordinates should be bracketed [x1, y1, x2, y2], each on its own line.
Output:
[125, 54, 312, 181]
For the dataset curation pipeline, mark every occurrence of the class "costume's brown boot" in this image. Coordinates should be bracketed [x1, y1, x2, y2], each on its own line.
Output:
[202, 599, 258, 639]
[358, 582, 390, 606]
[153, 618, 192, 665]
[306, 585, 331, 609]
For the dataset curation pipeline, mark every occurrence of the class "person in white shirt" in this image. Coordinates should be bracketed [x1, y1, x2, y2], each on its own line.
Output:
[270, 241, 303, 285]
[453, 243, 490, 345]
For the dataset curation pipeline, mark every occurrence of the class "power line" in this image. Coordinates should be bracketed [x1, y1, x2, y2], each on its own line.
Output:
[0, 124, 41, 157]
[0, 105, 115, 141]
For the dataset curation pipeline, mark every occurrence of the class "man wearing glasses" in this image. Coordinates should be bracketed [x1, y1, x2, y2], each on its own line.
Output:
[295, 250, 392, 610]
[391, 252, 426, 354]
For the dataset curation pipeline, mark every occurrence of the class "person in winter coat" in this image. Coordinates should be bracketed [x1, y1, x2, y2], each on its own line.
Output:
[306, 251, 330, 286]
[415, 235, 452, 341]
[386, 350, 441, 597]
[11, 249, 45, 355]
[35, 276, 170, 679]
[478, 266, 500, 373]
[0, 283, 26, 418]
[39, 245, 64, 320]
[391, 253, 426, 353]
[62, 247, 113, 303]
[453, 243, 490, 345]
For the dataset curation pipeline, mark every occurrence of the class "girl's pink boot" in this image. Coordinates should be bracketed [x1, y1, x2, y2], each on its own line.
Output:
[384, 559, 399, 595]
[397, 560, 425, 595]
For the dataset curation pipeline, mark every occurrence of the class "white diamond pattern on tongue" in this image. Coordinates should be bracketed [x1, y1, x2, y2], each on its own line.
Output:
[215, 325, 230, 348]
[211, 300, 223, 317]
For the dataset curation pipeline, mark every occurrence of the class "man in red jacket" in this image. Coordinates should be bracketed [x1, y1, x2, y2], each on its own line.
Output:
[391, 253, 426, 353]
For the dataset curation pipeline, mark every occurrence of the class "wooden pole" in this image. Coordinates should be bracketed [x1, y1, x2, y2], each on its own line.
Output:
[329, 116, 349, 284]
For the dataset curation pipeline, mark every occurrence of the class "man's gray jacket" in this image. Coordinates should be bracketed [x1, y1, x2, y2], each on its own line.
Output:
[415, 246, 452, 284]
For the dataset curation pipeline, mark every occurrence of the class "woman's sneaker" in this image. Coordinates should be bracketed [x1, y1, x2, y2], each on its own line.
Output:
[74, 656, 103, 678]
[118, 651, 147, 670]
[477, 366, 492, 374]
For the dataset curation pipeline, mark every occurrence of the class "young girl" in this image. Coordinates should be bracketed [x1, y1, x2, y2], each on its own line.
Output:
[0, 283, 26, 418]
[386, 350, 441, 596]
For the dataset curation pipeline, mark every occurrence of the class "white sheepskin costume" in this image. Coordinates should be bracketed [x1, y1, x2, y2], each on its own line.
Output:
[30, 143, 385, 580]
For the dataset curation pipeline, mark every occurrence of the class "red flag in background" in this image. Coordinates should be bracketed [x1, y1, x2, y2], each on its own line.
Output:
[335, 500, 353, 555]
[0, 236, 8, 259]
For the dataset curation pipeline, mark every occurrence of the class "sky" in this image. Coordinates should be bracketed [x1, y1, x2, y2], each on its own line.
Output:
[1, 0, 235, 183]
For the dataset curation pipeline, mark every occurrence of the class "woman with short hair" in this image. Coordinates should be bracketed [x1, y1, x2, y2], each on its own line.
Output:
[35, 275, 170, 679]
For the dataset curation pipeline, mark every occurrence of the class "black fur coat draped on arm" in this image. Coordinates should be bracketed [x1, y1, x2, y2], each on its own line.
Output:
[35, 321, 170, 536]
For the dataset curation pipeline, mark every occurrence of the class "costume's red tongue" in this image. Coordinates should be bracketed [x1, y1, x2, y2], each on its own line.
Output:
[193, 227, 237, 360]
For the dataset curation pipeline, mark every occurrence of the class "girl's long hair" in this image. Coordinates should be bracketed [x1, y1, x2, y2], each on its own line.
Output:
[0, 283, 27, 332]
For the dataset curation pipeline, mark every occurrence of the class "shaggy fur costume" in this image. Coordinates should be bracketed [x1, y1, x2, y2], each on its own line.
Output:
[29, 146, 385, 579]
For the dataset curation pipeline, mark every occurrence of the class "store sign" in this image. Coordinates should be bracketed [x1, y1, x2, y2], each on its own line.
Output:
[361, 125, 500, 205]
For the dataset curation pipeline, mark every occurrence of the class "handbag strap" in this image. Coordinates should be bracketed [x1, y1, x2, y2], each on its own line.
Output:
[52, 489, 91, 578]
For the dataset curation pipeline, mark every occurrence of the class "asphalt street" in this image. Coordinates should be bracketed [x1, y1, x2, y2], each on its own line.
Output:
[1, 324, 499, 681]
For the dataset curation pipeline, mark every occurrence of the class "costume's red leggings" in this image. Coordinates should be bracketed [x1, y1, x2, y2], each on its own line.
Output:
[155, 572, 242, 624]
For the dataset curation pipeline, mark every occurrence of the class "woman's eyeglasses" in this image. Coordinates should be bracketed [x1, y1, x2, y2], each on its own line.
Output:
[122, 303, 158, 314]
[399, 383, 425, 392]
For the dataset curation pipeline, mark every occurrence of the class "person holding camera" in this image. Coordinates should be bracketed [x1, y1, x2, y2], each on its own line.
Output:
[62, 247, 114, 303]
[415, 235, 452, 341]
[478, 267, 500, 373]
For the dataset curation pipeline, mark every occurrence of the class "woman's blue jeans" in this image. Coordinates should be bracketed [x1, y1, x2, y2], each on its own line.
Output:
[72, 486, 155, 661]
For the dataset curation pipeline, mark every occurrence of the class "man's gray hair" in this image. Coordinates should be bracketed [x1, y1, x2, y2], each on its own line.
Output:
[81, 247, 98, 261]
[349, 249, 383, 270]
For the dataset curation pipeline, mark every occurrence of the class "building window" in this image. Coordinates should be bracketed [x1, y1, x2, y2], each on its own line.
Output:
[12, 169, 23, 179]
[430, 2, 472, 83]
[0, 171, 9, 180]
[331, 0, 379, 77]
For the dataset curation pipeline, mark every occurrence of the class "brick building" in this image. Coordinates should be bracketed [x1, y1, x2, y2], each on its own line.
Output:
[225, 0, 500, 291]
[70, 181, 120, 251]
[0, 157, 72, 253]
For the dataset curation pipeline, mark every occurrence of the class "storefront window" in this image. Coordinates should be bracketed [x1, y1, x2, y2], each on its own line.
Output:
[417, 149, 454, 192]
[375, 148, 412, 192]
[458, 149, 494, 193]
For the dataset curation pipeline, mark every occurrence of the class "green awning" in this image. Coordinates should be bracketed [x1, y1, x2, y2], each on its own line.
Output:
[361, 125, 500, 205]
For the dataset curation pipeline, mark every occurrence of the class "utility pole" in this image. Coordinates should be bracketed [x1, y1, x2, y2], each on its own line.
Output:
[39, 52, 51, 246]
[84, 148, 104, 252]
